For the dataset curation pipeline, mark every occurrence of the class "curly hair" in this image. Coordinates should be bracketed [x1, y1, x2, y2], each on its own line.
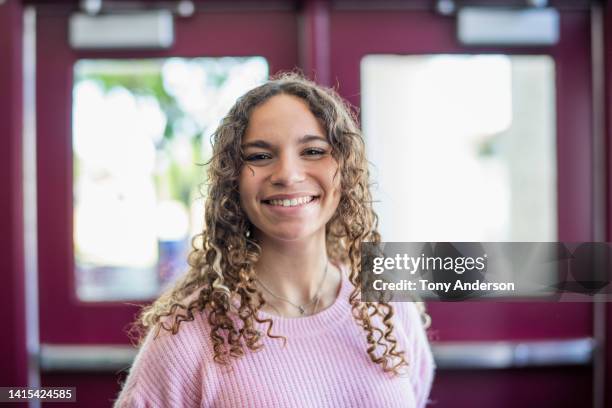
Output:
[134, 71, 431, 375]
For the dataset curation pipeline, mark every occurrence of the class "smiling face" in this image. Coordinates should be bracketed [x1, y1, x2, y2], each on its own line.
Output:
[238, 94, 341, 243]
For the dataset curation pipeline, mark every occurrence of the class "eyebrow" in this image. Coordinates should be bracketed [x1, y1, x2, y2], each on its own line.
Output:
[241, 134, 329, 149]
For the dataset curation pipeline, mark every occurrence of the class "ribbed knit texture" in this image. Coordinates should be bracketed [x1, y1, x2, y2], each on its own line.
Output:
[114, 265, 435, 407]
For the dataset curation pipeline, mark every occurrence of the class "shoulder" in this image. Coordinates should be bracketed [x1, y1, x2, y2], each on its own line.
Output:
[114, 311, 211, 407]
[148, 309, 213, 359]
[142, 294, 215, 364]
[391, 301, 429, 334]
[390, 301, 436, 408]
[390, 301, 434, 363]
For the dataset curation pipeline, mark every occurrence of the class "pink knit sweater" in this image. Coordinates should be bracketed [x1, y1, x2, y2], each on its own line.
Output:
[115, 266, 435, 407]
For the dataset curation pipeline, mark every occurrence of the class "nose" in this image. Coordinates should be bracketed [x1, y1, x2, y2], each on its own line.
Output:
[269, 152, 305, 186]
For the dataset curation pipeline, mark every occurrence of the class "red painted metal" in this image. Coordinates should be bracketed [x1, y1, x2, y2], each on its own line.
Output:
[42, 372, 129, 408]
[299, 0, 331, 86]
[604, 3, 612, 408]
[0, 0, 28, 398]
[431, 366, 592, 407]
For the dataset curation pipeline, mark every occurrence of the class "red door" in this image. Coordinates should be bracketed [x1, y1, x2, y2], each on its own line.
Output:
[329, 4, 595, 408]
[36, 4, 298, 406]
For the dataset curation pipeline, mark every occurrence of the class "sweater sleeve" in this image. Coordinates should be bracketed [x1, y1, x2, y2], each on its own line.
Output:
[397, 302, 436, 408]
[114, 322, 205, 408]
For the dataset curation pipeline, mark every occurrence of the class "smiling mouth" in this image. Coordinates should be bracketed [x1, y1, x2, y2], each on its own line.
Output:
[262, 195, 319, 207]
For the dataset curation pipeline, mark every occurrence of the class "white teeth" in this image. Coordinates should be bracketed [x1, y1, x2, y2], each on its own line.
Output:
[268, 196, 315, 207]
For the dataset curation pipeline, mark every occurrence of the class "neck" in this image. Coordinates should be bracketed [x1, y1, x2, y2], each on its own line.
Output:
[253, 231, 331, 307]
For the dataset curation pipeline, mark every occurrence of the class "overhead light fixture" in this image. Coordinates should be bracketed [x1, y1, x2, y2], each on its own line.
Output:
[69, 10, 174, 49]
[80, 0, 102, 16]
[435, 0, 456, 16]
[457, 7, 559, 46]
[526, 0, 548, 7]
[176, 0, 195, 18]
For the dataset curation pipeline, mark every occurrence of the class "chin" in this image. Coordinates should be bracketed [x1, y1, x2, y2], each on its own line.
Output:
[261, 226, 320, 242]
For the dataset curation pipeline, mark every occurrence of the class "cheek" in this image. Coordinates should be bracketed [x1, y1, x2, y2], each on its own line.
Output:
[324, 168, 342, 210]
[328, 163, 342, 193]
[238, 166, 257, 193]
[238, 170, 257, 212]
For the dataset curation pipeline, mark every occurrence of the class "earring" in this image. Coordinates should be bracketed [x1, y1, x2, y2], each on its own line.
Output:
[245, 229, 251, 238]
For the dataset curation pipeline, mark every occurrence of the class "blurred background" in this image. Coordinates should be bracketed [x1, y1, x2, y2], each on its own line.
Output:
[1, 0, 611, 406]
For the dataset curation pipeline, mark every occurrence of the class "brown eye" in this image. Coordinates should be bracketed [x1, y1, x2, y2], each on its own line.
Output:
[303, 148, 326, 156]
[244, 153, 272, 162]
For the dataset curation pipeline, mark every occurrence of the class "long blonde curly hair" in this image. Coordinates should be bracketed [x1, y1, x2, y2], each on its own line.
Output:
[134, 72, 430, 375]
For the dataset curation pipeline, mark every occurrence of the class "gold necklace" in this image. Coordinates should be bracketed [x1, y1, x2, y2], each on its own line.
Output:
[256, 261, 329, 315]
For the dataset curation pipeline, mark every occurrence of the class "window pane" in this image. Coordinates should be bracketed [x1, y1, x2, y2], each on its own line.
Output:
[361, 54, 557, 242]
[73, 57, 268, 301]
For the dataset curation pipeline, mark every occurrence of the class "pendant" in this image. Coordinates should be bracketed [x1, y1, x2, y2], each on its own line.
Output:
[298, 306, 305, 315]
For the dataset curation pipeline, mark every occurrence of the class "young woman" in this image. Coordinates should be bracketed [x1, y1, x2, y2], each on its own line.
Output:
[115, 73, 435, 407]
